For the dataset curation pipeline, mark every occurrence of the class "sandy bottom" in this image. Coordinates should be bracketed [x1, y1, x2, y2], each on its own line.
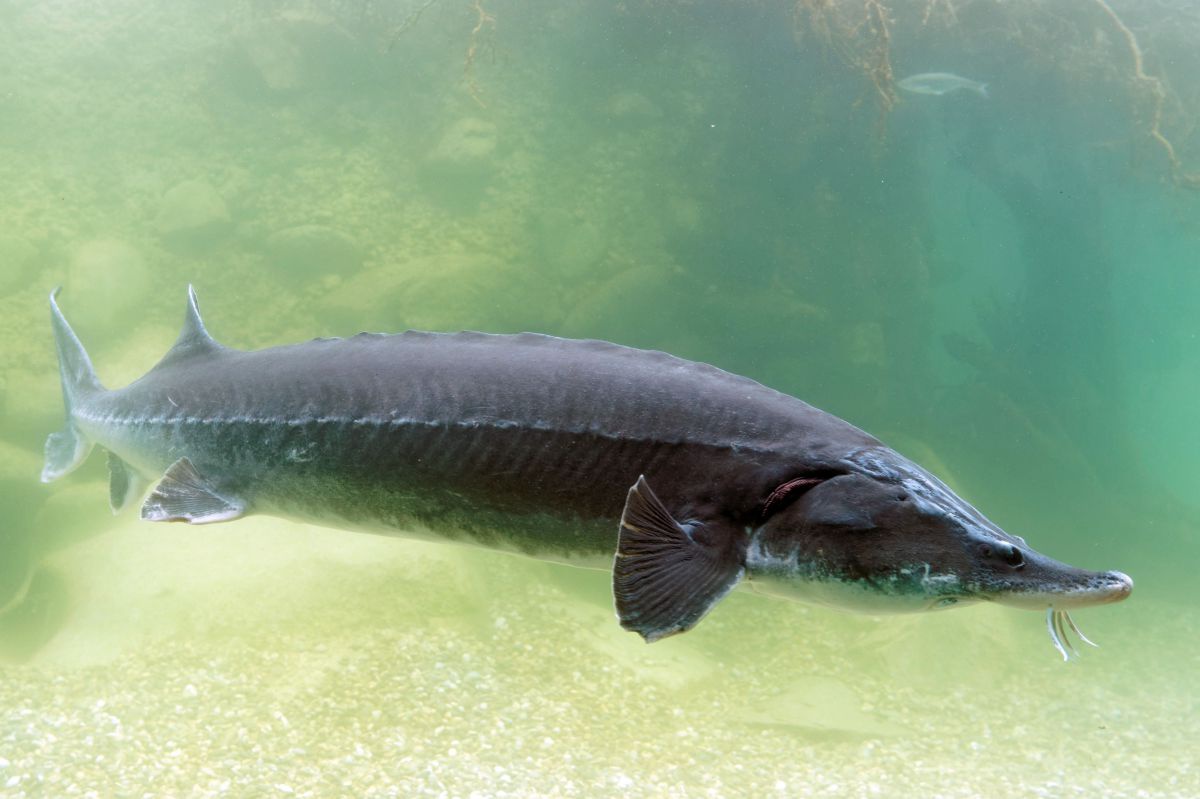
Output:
[0, 512, 1192, 798]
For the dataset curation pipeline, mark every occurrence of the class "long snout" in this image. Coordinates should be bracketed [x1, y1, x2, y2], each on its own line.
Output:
[988, 549, 1133, 610]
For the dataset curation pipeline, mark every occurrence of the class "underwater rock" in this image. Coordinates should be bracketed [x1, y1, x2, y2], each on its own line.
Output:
[0, 367, 62, 455]
[32, 480, 122, 556]
[560, 265, 687, 349]
[427, 118, 498, 172]
[0, 234, 38, 297]
[845, 321, 886, 367]
[0, 441, 46, 624]
[238, 21, 303, 93]
[532, 208, 609, 279]
[601, 91, 662, 128]
[666, 195, 705, 235]
[233, 11, 363, 95]
[67, 239, 151, 331]
[0, 570, 70, 663]
[324, 253, 545, 333]
[156, 179, 231, 251]
[0, 443, 40, 505]
[266, 225, 362, 279]
[0, 534, 35, 619]
[421, 118, 499, 209]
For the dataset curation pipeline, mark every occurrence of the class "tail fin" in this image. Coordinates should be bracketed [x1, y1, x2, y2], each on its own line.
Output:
[41, 288, 103, 483]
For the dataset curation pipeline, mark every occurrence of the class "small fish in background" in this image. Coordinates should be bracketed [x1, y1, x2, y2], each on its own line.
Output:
[897, 72, 988, 98]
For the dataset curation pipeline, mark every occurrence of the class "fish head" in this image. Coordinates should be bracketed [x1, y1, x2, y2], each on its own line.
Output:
[750, 450, 1132, 622]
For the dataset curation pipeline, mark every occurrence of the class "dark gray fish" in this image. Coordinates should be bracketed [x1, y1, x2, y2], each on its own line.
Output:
[42, 288, 1131, 655]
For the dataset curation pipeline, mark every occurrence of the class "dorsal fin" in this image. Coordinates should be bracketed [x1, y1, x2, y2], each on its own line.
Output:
[175, 285, 220, 353]
[151, 285, 224, 370]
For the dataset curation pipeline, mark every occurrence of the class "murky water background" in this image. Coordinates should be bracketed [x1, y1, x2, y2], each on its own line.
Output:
[2, 1, 1198, 796]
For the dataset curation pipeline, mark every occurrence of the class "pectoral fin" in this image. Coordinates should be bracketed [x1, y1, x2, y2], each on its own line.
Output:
[613, 475, 746, 642]
[141, 457, 245, 524]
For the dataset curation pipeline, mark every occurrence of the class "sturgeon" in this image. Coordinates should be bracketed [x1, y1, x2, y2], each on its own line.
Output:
[42, 288, 1131, 657]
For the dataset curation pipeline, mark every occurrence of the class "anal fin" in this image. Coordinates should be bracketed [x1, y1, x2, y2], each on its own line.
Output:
[107, 451, 148, 514]
[613, 475, 746, 643]
[141, 457, 245, 524]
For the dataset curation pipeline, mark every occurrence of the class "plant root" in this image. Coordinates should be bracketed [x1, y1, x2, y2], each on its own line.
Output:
[464, 0, 496, 109]
[1090, 0, 1199, 188]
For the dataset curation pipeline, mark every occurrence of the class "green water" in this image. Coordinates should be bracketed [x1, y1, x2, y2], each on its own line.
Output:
[2, 1, 1198, 796]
